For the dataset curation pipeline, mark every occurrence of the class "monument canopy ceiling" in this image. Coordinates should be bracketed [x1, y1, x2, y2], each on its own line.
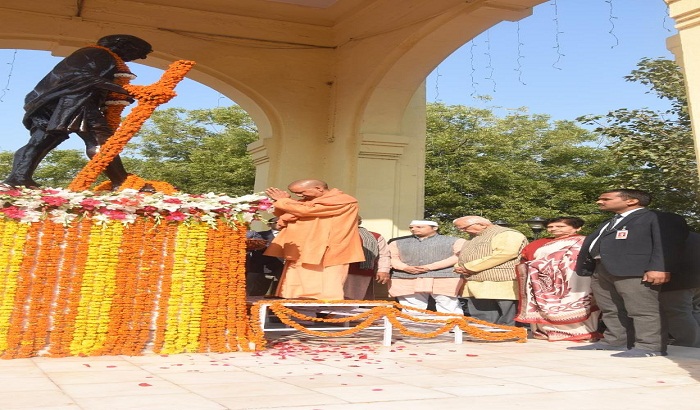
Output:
[0, 0, 386, 29]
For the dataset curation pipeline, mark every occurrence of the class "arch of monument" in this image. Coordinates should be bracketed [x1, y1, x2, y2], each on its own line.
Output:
[0, 0, 696, 237]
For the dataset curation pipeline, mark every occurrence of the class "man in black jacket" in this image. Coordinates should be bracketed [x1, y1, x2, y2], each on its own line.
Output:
[569, 189, 688, 357]
[3, 34, 152, 188]
[660, 232, 700, 347]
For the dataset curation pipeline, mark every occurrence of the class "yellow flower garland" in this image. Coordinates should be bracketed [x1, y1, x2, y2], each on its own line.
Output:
[160, 223, 210, 354]
[0, 221, 29, 352]
[70, 222, 123, 355]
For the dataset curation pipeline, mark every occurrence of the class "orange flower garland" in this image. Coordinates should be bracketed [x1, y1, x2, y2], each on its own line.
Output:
[0, 216, 253, 358]
[68, 60, 195, 192]
[88, 45, 135, 131]
[18, 221, 64, 357]
[95, 219, 147, 356]
[93, 175, 178, 194]
[1, 223, 42, 359]
[48, 219, 91, 357]
[152, 222, 178, 353]
[248, 300, 528, 350]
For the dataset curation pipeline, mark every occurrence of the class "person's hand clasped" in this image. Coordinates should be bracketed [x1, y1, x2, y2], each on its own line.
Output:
[642, 270, 670, 286]
[375, 271, 390, 284]
[402, 266, 428, 275]
[454, 265, 471, 275]
[265, 187, 291, 201]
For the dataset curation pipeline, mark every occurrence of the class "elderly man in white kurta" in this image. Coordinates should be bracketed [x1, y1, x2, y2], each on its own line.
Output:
[453, 216, 528, 326]
[388, 220, 466, 314]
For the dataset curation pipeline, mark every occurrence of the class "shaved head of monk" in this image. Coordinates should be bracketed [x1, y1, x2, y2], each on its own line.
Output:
[287, 179, 330, 200]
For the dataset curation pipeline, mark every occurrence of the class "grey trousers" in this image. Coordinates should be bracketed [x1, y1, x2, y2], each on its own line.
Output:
[591, 263, 666, 352]
[462, 298, 516, 326]
[659, 288, 700, 348]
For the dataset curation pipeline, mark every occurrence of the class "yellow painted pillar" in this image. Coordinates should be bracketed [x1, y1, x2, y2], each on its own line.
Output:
[667, 0, 700, 180]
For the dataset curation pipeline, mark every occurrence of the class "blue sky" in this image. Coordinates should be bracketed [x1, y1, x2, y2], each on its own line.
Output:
[0, 0, 676, 152]
[427, 0, 676, 121]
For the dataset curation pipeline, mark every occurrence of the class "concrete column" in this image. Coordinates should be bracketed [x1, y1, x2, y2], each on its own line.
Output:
[666, 0, 700, 180]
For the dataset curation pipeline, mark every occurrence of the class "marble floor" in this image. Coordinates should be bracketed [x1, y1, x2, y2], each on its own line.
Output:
[1, 330, 699, 410]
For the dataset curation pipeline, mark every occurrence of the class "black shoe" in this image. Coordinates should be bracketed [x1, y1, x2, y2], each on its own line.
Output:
[611, 348, 667, 358]
[567, 342, 627, 351]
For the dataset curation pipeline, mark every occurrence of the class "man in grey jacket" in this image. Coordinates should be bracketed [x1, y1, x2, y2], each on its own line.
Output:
[388, 220, 466, 314]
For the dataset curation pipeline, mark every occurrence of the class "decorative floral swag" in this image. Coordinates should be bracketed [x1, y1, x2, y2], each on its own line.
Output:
[0, 185, 272, 227]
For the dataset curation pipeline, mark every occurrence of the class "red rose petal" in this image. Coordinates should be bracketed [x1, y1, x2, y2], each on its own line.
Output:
[138, 383, 152, 387]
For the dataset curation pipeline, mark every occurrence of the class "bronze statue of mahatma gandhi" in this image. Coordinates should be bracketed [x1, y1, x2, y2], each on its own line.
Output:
[3, 34, 153, 188]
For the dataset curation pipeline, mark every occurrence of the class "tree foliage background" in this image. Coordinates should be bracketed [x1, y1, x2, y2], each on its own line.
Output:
[578, 58, 700, 226]
[424, 103, 617, 236]
[123, 106, 257, 196]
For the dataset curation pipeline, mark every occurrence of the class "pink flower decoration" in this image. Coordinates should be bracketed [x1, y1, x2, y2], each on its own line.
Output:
[165, 211, 187, 221]
[257, 199, 273, 210]
[1, 206, 26, 219]
[163, 198, 183, 204]
[140, 206, 158, 214]
[102, 209, 128, 220]
[2, 189, 23, 197]
[80, 198, 102, 211]
[41, 196, 69, 206]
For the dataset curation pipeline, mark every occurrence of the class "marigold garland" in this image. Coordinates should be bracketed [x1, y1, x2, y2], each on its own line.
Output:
[70, 222, 124, 355]
[159, 223, 209, 354]
[93, 175, 178, 194]
[95, 219, 147, 356]
[0, 221, 29, 353]
[152, 222, 178, 353]
[1, 223, 42, 359]
[0, 217, 253, 359]
[88, 45, 134, 131]
[68, 60, 195, 192]
[47, 219, 91, 358]
[19, 221, 64, 357]
[249, 300, 527, 350]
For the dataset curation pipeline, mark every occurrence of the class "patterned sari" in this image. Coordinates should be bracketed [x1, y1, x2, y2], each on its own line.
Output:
[516, 235, 600, 341]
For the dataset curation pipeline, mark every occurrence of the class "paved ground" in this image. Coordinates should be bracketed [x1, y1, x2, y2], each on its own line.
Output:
[2, 330, 699, 410]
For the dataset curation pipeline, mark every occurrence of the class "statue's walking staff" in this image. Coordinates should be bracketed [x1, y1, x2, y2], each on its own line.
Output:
[68, 60, 195, 193]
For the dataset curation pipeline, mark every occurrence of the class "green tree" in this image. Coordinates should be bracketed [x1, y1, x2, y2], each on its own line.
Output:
[425, 103, 616, 236]
[33, 150, 89, 188]
[124, 106, 258, 195]
[0, 149, 88, 188]
[578, 58, 700, 229]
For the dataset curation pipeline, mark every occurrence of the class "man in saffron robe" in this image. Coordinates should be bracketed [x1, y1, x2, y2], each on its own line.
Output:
[264, 179, 365, 300]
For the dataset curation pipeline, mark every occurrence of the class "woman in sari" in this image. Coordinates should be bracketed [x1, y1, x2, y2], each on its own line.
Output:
[516, 217, 600, 341]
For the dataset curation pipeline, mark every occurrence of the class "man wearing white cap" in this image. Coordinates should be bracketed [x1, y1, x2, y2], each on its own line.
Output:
[388, 220, 466, 314]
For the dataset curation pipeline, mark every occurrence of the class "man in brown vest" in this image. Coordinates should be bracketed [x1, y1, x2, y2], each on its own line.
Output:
[453, 216, 528, 326]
